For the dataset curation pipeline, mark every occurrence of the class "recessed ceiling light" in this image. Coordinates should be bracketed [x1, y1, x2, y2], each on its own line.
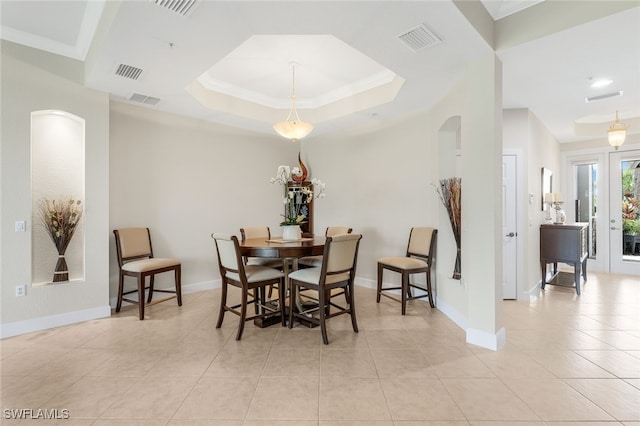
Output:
[590, 79, 613, 88]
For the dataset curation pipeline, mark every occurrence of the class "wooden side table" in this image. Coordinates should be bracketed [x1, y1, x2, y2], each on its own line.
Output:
[540, 223, 589, 295]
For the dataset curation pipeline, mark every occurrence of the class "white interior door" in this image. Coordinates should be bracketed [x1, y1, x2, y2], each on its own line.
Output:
[609, 150, 640, 275]
[502, 155, 517, 299]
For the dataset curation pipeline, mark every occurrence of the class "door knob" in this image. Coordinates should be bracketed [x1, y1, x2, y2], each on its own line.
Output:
[506, 232, 515, 237]
[610, 227, 619, 230]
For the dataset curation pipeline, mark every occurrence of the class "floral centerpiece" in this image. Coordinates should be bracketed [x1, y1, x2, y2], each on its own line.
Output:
[38, 198, 83, 282]
[270, 165, 325, 239]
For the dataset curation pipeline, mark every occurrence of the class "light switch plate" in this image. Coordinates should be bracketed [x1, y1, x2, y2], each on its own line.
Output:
[15, 221, 26, 232]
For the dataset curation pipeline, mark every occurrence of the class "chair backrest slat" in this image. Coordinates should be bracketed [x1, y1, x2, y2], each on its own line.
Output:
[212, 233, 241, 272]
[325, 226, 352, 237]
[407, 227, 435, 258]
[115, 228, 153, 261]
[325, 233, 362, 274]
[240, 226, 271, 240]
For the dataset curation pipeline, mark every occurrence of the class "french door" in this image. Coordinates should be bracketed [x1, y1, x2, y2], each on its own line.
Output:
[609, 150, 640, 275]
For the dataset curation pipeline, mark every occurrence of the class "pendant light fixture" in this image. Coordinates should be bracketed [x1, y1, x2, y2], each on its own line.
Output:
[608, 110, 629, 150]
[273, 63, 314, 142]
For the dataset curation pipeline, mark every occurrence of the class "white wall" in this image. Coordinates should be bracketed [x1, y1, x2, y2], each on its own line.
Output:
[1, 41, 111, 337]
[503, 108, 561, 298]
[109, 103, 298, 296]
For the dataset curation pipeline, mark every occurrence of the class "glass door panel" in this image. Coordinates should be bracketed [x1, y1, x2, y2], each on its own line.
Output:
[610, 150, 640, 275]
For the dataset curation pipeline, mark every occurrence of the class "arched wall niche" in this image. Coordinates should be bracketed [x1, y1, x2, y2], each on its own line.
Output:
[437, 115, 462, 287]
[31, 110, 86, 286]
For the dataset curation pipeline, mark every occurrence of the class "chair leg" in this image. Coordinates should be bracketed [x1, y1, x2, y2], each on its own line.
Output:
[147, 275, 154, 303]
[137, 276, 145, 320]
[279, 278, 286, 327]
[175, 266, 182, 306]
[426, 269, 435, 308]
[288, 281, 297, 329]
[116, 273, 124, 312]
[216, 282, 227, 329]
[401, 272, 409, 315]
[348, 281, 359, 333]
[319, 286, 329, 345]
[236, 288, 248, 340]
[376, 263, 383, 303]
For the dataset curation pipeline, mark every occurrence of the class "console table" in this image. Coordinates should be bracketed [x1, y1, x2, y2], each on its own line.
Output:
[540, 223, 589, 295]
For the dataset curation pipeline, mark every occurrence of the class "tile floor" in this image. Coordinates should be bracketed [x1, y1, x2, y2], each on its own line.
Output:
[1, 272, 639, 425]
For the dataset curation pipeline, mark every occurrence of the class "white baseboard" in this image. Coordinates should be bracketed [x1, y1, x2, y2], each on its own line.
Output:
[466, 326, 506, 351]
[0, 305, 111, 339]
[432, 296, 467, 330]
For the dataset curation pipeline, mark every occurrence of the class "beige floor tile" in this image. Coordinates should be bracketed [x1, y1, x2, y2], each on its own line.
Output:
[0, 375, 79, 408]
[441, 378, 539, 421]
[1, 272, 638, 424]
[472, 348, 554, 378]
[502, 378, 614, 421]
[370, 349, 436, 378]
[576, 350, 640, 377]
[43, 376, 138, 418]
[566, 378, 640, 421]
[262, 349, 320, 378]
[320, 377, 392, 420]
[320, 349, 378, 378]
[421, 348, 494, 378]
[245, 377, 319, 420]
[380, 378, 465, 421]
[527, 349, 615, 378]
[364, 329, 418, 350]
[203, 348, 269, 377]
[172, 377, 258, 419]
[100, 377, 197, 419]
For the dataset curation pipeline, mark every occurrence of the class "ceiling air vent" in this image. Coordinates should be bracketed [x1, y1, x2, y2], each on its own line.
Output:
[115, 64, 143, 80]
[152, 0, 198, 17]
[398, 23, 443, 52]
[585, 90, 623, 103]
[130, 93, 161, 105]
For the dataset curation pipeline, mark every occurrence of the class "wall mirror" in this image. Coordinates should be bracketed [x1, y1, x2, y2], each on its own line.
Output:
[541, 167, 553, 211]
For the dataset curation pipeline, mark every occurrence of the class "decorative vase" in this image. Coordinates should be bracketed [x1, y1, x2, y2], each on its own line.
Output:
[282, 225, 302, 241]
[53, 254, 69, 282]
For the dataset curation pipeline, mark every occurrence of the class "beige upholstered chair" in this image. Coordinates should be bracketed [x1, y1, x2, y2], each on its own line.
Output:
[288, 233, 362, 344]
[240, 226, 284, 268]
[377, 227, 437, 315]
[212, 233, 285, 340]
[113, 228, 182, 320]
[298, 226, 352, 268]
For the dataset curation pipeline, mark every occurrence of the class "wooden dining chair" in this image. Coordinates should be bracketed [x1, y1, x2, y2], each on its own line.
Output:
[240, 226, 284, 297]
[113, 228, 182, 320]
[377, 227, 437, 315]
[288, 233, 362, 344]
[298, 226, 352, 268]
[212, 233, 285, 340]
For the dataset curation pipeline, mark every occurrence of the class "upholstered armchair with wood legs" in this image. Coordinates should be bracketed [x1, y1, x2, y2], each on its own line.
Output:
[288, 233, 362, 344]
[377, 227, 437, 315]
[113, 228, 182, 320]
[212, 233, 285, 340]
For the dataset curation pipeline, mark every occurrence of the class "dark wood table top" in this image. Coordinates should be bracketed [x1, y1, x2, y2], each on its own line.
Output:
[239, 236, 326, 258]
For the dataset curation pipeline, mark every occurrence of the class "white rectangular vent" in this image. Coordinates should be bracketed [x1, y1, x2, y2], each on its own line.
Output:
[585, 90, 623, 103]
[130, 93, 161, 105]
[115, 64, 143, 80]
[152, 0, 198, 16]
[398, 23, 443, 52]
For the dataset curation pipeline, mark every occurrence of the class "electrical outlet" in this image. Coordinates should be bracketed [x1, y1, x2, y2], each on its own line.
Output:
[15, 285, 26, 297]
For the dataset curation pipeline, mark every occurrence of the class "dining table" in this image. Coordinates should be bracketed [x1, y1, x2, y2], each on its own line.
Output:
[238, 235, 326, 327]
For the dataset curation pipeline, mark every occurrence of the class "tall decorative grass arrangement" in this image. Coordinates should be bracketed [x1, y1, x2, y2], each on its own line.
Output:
[436, 178, 461, 279]
[38, 198, 83, 282]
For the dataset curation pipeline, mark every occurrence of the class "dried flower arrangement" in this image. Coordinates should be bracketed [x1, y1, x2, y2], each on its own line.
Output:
[435, 178, 461, 279]
[38, 198, 83, 282]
